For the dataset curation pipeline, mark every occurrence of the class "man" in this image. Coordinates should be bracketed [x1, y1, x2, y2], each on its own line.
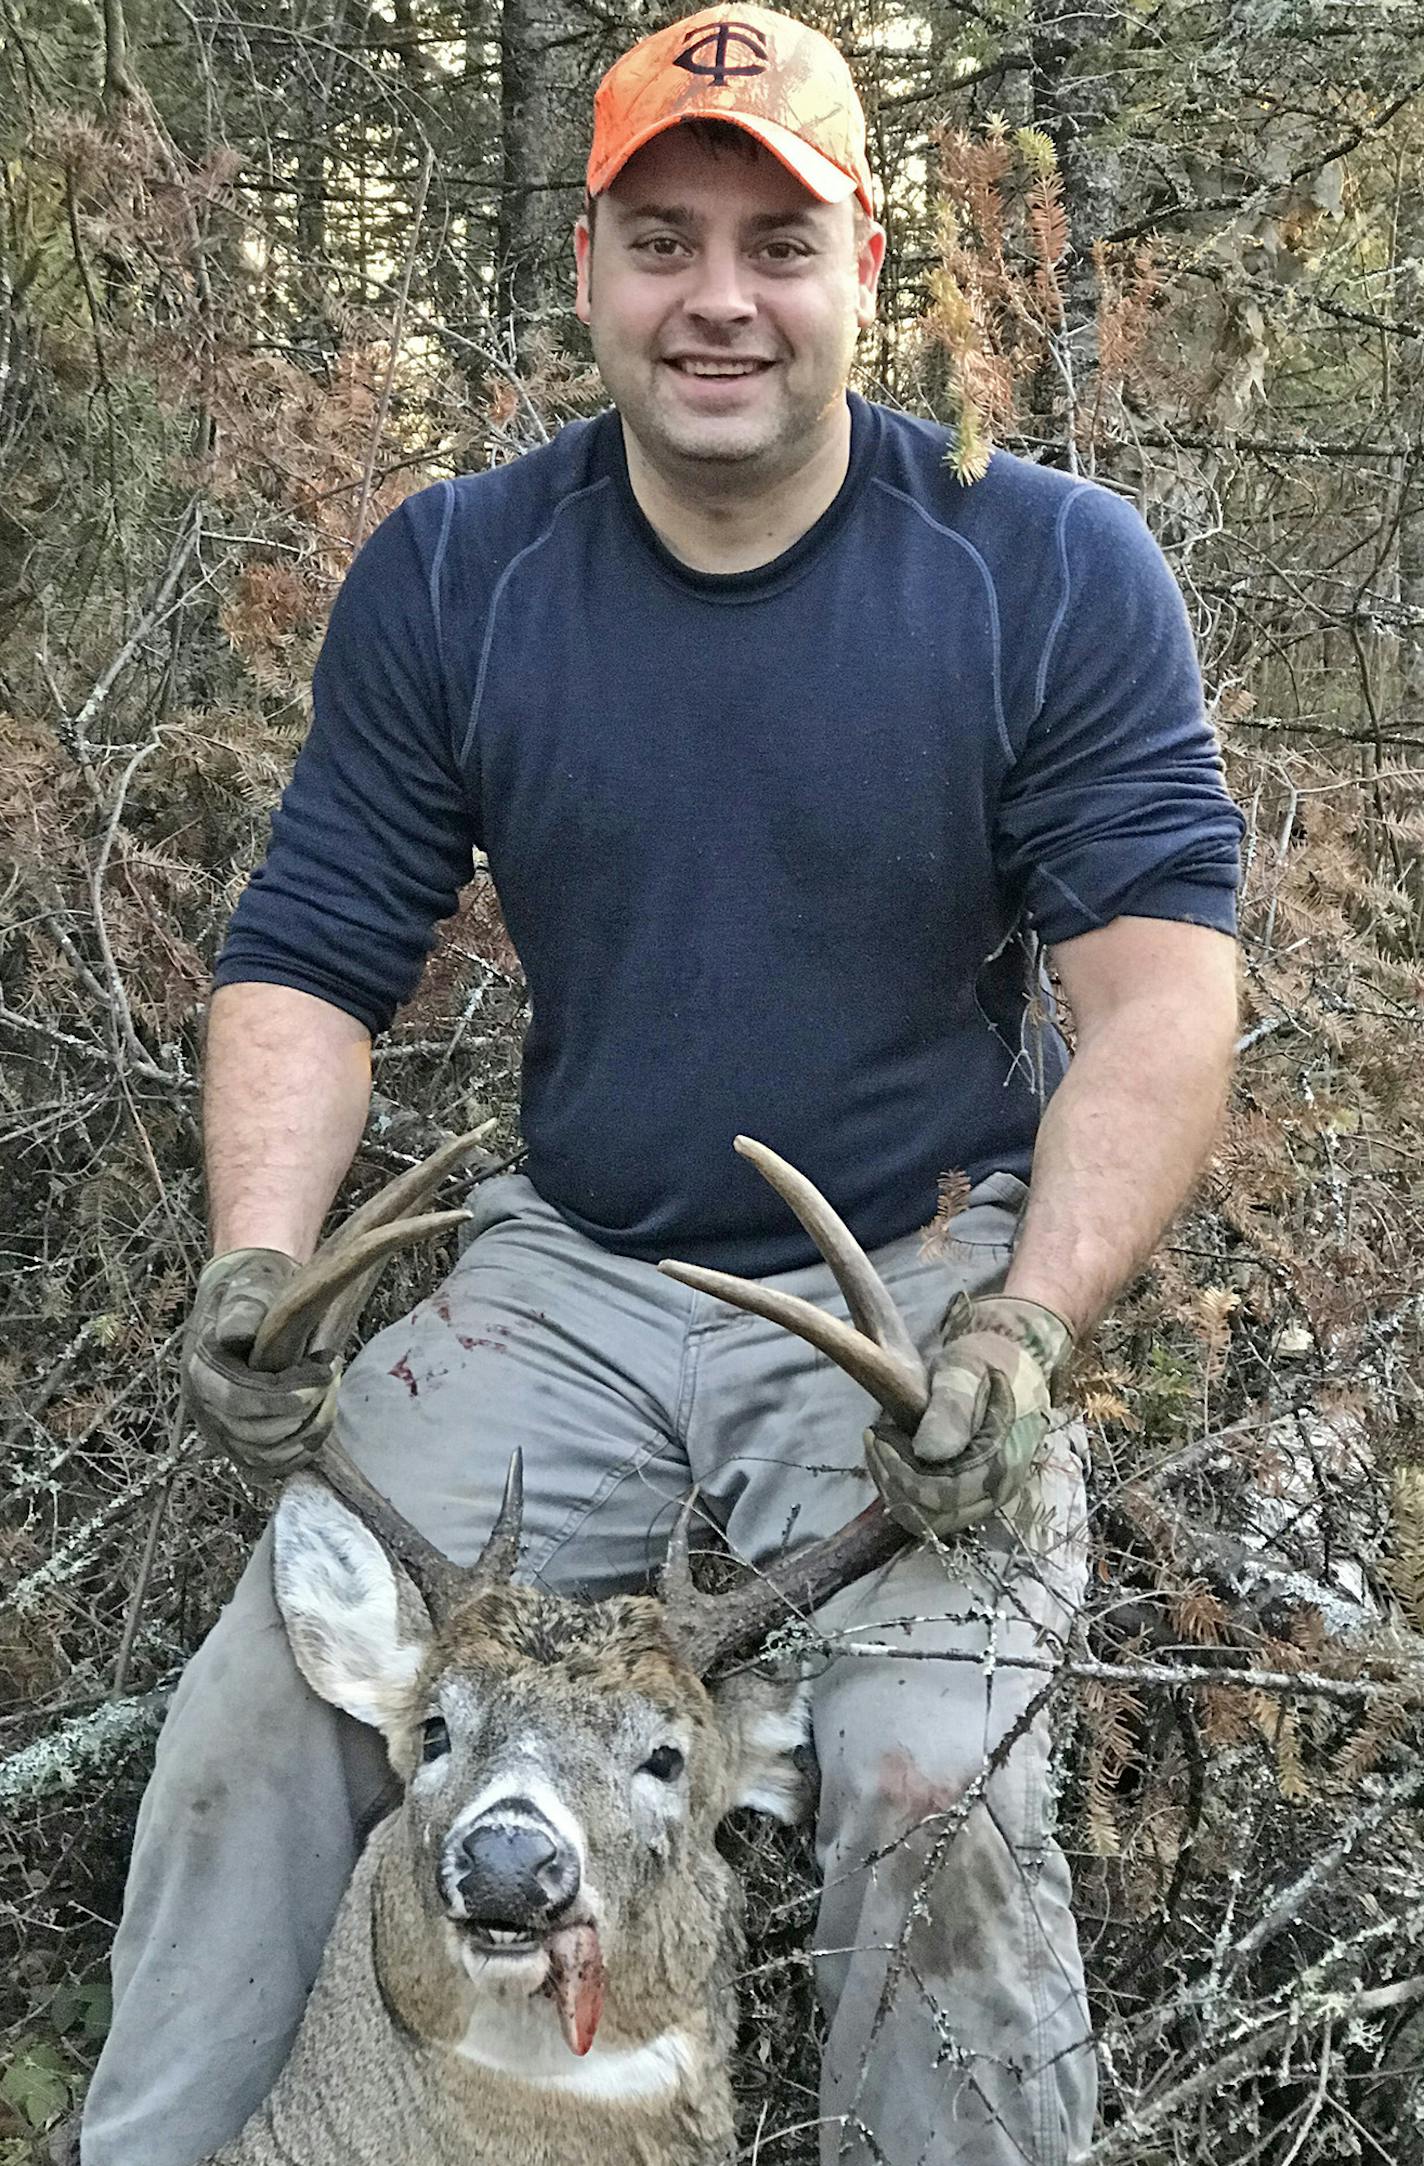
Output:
[81, 9, 1243, 2163]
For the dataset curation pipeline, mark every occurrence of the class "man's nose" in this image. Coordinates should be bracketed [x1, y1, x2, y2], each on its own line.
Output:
[682, 244, 756, 327]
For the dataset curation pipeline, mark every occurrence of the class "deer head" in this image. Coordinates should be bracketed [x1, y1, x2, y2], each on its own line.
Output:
[254, 1131, 924, 2059]
[272, 1463, 809, 2058]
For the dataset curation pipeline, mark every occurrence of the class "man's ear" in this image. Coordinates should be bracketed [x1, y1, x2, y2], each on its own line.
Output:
[711, 1670, 814, 1824]
[272, 1475, 433, 1739]
[574, 214, 593, 325]
[856, 219, 886, 330]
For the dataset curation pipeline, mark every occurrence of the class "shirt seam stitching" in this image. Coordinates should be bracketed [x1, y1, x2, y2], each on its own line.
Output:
[428, 480, 457, 759]
[1033, 486, 1092, 719]
[1035, 862, 1100, 925]
[869, 479, 1012, 761]
[460, 476, 616, 768]
[427, 480, 455, 665]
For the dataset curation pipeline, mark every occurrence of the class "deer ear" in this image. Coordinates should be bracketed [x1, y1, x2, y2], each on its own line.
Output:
[273, 1475, 433, 1737]
[711, 1671, 814, 1824]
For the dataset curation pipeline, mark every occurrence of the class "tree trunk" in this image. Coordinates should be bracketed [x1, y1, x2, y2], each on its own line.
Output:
[1028, 0, 1124, 464]
[497, 0, 565, 377]
[291, 0, 348, 346]
[1029, 0, 1123, 330]
[1395, 153, 1424, 736]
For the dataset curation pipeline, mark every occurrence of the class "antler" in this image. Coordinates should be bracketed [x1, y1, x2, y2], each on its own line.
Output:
[659, 1139, 929, 1429]
[252, 1120, 498, 1368]
[657, 1138, 930, 1675]
[247, 1122, 515, 1617]
[248, 1126, 927, 1656]
[312, 1440, 525, 1622]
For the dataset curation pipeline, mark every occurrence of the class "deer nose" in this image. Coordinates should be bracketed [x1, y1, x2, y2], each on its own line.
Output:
[454, 1818, 580, 1929]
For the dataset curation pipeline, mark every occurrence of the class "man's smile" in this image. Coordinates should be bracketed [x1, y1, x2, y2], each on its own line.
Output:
[663, 356, 775, 377]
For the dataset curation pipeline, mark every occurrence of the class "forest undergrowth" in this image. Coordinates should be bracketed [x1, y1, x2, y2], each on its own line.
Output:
[2, 88, 1424, 2166]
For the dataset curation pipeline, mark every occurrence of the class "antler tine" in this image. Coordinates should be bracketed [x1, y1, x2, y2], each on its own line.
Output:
[310, 1444, 525, 1624]
[318, 1121, 497, 1257]
[252, 1210, 471, 1372]
[471, 1449, 525, 1589]
[658, 1140, 930, 1434]
[302, 1122, 497, 1357]
[658, 1492, 727, 1656]
[657, 1264, 927, 1433]
[661, 1492, 699, 1610]
[732, 1138, 924, 1370]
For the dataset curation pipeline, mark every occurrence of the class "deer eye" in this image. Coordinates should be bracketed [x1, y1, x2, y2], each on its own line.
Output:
[641, 1744, 684, 1782]
[421, 1715, 451, 1763]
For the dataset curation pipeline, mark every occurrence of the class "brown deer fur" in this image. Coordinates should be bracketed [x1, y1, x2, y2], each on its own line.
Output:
[205, 1478, 808, 2166]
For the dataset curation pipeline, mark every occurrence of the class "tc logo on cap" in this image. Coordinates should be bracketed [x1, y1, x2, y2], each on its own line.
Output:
[673, 20, 771, 87]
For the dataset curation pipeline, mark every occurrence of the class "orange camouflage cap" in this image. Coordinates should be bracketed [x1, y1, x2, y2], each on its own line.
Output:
[587, 7, 875, 217]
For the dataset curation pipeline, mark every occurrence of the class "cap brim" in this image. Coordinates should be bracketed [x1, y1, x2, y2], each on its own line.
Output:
[589, 110, 864, 212]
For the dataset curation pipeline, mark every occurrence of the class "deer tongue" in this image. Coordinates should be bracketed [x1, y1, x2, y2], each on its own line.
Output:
[544, 1922, 605, 2056]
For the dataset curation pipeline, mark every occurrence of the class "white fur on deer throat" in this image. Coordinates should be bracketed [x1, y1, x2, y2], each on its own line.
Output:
[446, 1990, 697, 2103]
[438, 1769, 596, 1919]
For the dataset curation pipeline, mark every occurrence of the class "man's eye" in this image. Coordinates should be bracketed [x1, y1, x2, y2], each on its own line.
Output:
[421, 1715, 451, 1763]
[641, 1744, 685, 1782]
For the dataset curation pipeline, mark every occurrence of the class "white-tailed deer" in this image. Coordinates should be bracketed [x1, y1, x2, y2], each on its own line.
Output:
[205, 1136, 927, 2166]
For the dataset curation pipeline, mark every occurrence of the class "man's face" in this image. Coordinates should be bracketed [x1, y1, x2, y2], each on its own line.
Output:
[574, 129, 883, 481]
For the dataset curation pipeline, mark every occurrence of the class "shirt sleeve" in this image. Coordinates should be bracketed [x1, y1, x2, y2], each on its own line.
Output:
[213, 490, 479, 1034]
[995, 482, 1244, 945]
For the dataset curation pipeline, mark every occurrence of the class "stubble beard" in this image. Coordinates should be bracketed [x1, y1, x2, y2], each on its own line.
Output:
[601, 346, 854, 487]
[611, 351, 792, 472]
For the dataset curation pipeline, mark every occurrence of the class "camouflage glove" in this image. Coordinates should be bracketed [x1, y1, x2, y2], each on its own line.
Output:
[183, 1249, 341, 1476]
[864, 1293, 1073, 1537]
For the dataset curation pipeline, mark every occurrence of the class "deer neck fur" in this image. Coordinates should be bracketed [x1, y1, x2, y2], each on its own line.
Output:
[209, 1813, 742, 2166]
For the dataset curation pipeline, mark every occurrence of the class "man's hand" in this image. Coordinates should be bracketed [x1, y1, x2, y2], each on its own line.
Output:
[183, 1250, 341, 1476]
[864, 1294, 1073, 1536]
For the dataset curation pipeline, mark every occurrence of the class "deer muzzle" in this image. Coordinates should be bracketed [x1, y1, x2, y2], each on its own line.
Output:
[441, 1800, 608, 2056]
[446, 1802, 581, 1941]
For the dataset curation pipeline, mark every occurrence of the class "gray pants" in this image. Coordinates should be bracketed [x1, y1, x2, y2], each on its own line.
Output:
[83, 1173, 1095, 2166]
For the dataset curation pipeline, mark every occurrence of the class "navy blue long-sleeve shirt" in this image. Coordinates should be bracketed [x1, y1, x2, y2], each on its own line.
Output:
[216, 395, 1243, 1275]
